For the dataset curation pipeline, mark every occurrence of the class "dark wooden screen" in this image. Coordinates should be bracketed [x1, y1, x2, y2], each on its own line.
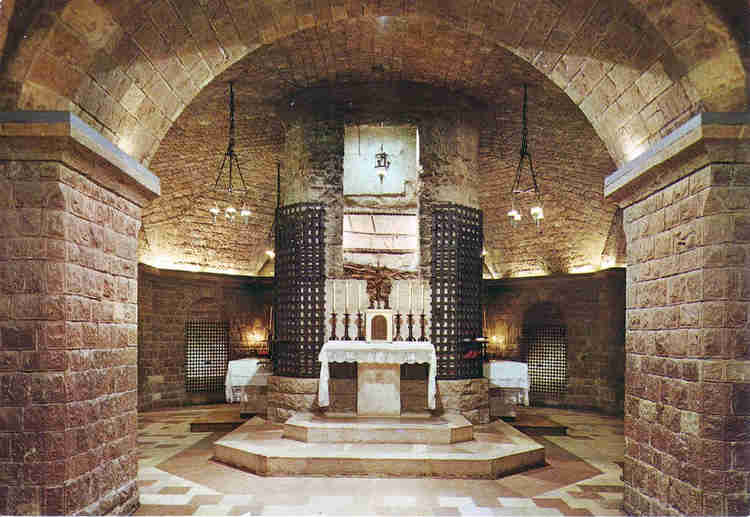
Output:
[272, 203, 326, 378]
[431, 203, 483, 379]
[185, 320, 229, 393]
[523, 325, 568, 402]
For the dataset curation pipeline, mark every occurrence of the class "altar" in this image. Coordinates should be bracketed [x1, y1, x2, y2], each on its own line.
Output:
[318, 340, 437, 416]
[484, 360, 529, 418]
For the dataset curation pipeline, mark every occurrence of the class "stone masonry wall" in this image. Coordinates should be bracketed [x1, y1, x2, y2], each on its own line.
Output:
[622, 164, 750, 516]
[485, 270, 626, 414]
[0, 160, 141, 515]
[138, 266, 272, 411]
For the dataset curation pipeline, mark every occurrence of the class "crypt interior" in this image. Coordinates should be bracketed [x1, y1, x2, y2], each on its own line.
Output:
[0, 0, 749, 516]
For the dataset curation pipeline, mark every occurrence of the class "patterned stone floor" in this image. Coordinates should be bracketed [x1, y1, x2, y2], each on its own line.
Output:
[135, 406, 624, 516]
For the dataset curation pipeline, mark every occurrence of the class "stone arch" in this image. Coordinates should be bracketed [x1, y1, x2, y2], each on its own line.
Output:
[0, 0, 746, 167]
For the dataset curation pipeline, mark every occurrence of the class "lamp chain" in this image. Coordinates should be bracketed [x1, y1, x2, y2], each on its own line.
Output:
[508, 83, 544, 229]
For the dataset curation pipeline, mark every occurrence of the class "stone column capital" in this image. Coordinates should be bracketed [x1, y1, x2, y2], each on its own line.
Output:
[605, 112, 750, 207]
[0, 111, 160, 206]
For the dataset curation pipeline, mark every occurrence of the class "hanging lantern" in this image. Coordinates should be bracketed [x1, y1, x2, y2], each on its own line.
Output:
[209, 82, 251, 225]
[375, 143, 390, 182]
[508, 84, 544, 231]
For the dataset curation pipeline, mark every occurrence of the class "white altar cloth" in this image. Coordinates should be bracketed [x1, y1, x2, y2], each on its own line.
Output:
[318, 341, 437, 410]
[225, 358, 272, 402]
[483, 360, 529, 405]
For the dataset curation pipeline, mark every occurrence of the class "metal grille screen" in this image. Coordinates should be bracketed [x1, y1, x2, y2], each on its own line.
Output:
[272, 203, 326, 378]
[185, 320, 229, 393]
[523, 325, 568, 401]
[431, 204, 483, 379]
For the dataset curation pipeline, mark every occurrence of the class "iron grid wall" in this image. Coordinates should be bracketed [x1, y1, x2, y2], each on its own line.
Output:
[272, 203, 326, 378]
[185, 320, 229, 393]
[523, 325, 568, 401]
[431, 203, 484, 379]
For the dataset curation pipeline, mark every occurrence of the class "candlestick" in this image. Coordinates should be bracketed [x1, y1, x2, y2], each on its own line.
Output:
[394, 312, 403, 341]
[357, 311, 364, 340]
[406, 312, 415, 341]
[419, 313, 427, 341]
[329, 312, 338, 340]
[343, 312, 351, 340]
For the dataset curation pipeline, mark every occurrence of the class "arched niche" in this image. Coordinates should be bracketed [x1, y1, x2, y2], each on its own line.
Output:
[521, 302, 568, 405]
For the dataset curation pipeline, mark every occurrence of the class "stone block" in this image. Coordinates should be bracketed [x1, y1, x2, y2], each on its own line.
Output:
[268, 376, 319, 394]
[358, 363, 400, 416]
[267, 392, 318, 412]
[733, 383, 750, 415]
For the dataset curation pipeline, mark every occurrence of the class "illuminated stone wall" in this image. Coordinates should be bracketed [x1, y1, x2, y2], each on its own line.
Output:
[485, 269, 626, 414]
[138, 266, 272, 411]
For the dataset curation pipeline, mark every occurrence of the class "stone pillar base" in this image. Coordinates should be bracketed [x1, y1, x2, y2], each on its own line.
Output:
[436, 379, 489, 424]
[229, 386, 268, 417]
[267, 376, 320, 422]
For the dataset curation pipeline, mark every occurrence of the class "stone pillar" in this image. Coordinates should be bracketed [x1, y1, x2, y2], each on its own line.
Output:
[280, 117, 345, 278]
[418, 113, 481, 278]
[0, 112, 159, 514]
[605, 113, 750, 516]
[420, 111, 488, 424]
[267, 110, 344, 422]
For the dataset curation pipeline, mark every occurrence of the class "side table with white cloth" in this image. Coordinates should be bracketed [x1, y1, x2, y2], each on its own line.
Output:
[225, 358, 272, 415]
[484, 360, 529, 418]
[318, 341, 437, 416]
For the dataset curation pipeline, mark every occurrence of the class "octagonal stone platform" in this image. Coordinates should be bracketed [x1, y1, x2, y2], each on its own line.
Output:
[283, 412, 473, 444]
[214, 415, 544, 479]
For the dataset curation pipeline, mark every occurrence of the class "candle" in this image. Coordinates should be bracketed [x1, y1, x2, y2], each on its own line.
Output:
[332, 281, 336, 312]
[344, 280, 349, 313]
[357, 281, 360, 312]
[409, 280, 412, 313]
[422, 283, 426, 313]
[397, 282, 402, 312]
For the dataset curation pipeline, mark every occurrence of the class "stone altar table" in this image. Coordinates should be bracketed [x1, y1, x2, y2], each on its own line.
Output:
[484, 360, 529, 418]
[225, 358, 272, 415]
[318, 341, 437, 415]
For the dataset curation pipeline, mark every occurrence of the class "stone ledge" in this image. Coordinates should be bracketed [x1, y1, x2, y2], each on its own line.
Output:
[0, 111, 160, 206]
[605, 112, 750, 207]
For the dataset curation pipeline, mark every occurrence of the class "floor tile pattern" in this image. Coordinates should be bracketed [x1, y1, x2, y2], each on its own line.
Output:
[135, 406, 624, 516]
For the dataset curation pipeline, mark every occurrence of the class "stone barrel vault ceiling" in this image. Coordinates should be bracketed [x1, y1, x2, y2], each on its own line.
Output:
[0, 0, 747, 275]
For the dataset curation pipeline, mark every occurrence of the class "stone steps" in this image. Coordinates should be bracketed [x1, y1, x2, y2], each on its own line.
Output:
[214, 415, 545, 479]
[283, 412, 473, 444]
